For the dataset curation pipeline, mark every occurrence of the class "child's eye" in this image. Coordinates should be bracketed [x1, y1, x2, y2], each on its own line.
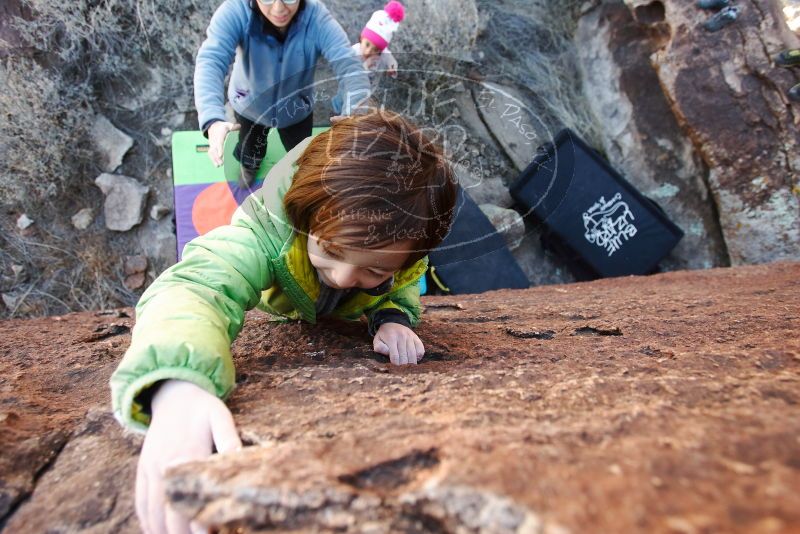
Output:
[367, 268, 389, 277]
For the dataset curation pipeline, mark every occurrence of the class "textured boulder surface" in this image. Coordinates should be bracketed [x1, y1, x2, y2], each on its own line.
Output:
[576, 2, 730, 272]
[618, 0, 800, 265]
[0, 309, 139, 531]
[1, 263, 799, 533]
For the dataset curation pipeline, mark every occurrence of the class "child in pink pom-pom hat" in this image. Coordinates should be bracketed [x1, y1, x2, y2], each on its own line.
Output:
[353, 1, 405, 79]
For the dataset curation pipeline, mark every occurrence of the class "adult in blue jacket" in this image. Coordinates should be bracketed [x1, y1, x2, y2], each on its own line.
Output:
[195, 0, 371, 185]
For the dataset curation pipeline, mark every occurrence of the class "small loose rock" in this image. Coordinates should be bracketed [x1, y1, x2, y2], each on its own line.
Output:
[71, 208, 94, 230]
[124, 272, 146, 291]
[16, 214, 34, 230]
[150, 204, 172, 221]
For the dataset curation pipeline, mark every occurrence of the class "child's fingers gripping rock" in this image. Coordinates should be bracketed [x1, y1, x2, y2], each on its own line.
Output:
[373, 322, 423, 365]
[137, 380, 240, 534]
[413, 336, 425, 361]
[210, 398, 243, 453]
[405, 336, 418, 365]
[374, 337, 390, 356]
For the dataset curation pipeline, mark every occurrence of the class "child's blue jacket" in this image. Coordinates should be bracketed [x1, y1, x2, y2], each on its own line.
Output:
[194, 0, 371, 129]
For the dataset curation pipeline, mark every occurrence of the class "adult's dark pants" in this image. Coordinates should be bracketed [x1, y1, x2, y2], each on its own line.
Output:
[233, 111, 314, 171]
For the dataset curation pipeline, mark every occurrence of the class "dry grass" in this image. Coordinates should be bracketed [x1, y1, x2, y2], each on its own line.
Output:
[1, 0, 216, 206]
[472, 0, 603, 147]
[0, 59, 93, 205]
[0, 223, 135, 318]
[0, 0, 218, 318]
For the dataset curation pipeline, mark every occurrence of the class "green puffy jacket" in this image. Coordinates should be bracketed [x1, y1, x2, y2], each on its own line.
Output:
[110, 138, 426, 432]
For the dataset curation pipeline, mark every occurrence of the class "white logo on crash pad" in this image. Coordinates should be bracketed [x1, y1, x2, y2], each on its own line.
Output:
[583, 193, 637, 257]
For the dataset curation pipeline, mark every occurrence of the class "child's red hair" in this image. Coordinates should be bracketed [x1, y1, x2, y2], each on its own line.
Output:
[284, 110, 457, 267]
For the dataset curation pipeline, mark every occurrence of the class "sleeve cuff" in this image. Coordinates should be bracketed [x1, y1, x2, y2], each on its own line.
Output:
[202, 118, 223, 139]
[368, 308, 412, 336]
[113, 367, 223, 434]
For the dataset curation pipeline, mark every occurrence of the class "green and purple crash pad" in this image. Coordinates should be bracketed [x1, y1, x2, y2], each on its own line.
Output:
[171, 127, 329, 260]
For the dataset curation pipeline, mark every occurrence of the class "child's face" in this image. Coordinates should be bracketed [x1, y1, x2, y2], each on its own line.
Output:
[359, 38, 381, 60]
[307, 233, 412, 289]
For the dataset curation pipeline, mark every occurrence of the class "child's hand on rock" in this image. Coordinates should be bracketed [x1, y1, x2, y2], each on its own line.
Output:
[373, 322, 424, 365]
[136, 379, 241, 534]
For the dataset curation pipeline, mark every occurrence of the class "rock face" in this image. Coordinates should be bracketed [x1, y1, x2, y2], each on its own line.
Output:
[461, 174, 515, 209]
[576, 2, 730, 272]
[2, 263, 799, 533]
[618, 0, 800, 265]
[0, 309, 136, 530]
[94, 173, 150, 232]
[473, 82, 545, 173]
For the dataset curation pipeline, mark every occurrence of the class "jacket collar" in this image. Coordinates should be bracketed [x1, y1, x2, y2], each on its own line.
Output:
[267, 232, 316, 323]
[271, 231, 428, 324]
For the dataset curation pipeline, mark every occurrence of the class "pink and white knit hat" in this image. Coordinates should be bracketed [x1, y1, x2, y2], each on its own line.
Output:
[361, 1, 405, 51]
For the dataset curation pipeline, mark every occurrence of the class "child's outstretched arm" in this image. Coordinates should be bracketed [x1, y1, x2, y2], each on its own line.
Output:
[110, 200, 277, 533]
[110, 221, 274, 432]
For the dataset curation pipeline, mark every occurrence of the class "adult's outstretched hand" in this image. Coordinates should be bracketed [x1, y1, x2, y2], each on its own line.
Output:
[207, 121, 240, 167]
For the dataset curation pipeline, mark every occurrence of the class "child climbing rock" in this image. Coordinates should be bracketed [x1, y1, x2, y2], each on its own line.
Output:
[110, 110, 458, 533]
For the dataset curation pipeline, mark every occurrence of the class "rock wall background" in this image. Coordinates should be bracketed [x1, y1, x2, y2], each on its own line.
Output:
[576, 2, 729, 271]
[631, 0, 800, 265]
[1, 0, 798, 317]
